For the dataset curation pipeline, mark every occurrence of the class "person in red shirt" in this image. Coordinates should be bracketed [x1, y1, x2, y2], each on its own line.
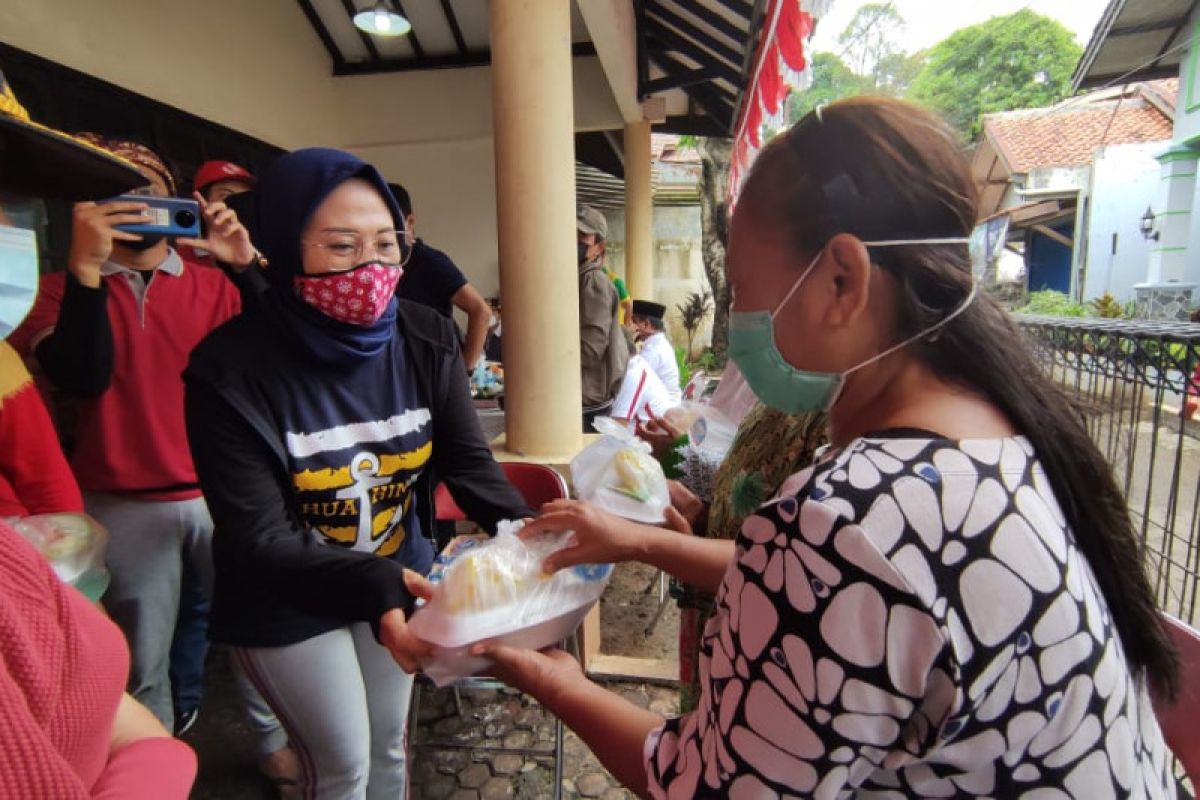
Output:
[0, 62, 195, 797]
[11, 135, 255, 732]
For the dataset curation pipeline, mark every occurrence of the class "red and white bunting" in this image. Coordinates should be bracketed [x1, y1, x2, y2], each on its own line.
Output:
[729, 0, 832, 205]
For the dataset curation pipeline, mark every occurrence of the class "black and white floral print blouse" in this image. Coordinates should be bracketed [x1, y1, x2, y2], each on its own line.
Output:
[644, 434, 1177, 799]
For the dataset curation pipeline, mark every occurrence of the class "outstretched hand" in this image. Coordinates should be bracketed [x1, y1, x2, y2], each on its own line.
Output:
[175, 191, 258, 268]
[378, 569, 436, 673]
[635, 410, 684, 458]
[471, 641, 584, 702]
[667, 480, 704, 531]
[520, 499, 645, 574]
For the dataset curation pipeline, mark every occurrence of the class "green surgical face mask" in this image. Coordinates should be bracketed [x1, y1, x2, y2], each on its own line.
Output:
[727, 239, 976, 415]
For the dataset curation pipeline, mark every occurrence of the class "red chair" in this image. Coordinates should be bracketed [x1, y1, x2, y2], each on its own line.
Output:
[1154, 614, 1200, 783]
[434, 461, 568, 521]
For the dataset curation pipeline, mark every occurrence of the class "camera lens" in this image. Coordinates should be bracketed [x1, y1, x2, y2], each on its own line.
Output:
[175, 210, 197, 228]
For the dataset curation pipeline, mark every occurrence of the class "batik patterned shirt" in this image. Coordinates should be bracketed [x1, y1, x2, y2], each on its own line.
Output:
[645, 434, 1176, 799]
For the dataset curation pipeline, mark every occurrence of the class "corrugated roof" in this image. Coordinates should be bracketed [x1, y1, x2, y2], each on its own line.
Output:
[1072, 0, 1194, 90]
[983, 97, 1173, 174]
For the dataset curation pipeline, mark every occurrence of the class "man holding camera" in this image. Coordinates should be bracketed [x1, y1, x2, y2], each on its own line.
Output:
[11, 136, 252, 729]
[176, 159, 257, 270]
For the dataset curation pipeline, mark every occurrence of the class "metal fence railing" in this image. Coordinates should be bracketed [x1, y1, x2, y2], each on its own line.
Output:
[1017, 315, 1200, 627]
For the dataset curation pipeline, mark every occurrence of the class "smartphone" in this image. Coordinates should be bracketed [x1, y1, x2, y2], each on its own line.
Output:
[109, 195, 201, 238]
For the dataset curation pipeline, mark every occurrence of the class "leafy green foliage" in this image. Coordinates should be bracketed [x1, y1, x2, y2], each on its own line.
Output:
[1019, 290, 1087, 317]
[693, 348, 724, 375]
[874, 49, 927, 97]
[786, 46, 925, 123]
[1088, 293, 1131, 319]
[836, 3, 905, 83]
[908, 10, 1081, 139]
[674, 345, 691, 390]
[788, 52, 867, 122]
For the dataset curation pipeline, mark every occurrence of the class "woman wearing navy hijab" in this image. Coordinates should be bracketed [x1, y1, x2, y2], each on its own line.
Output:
[184, 148, 529, 798]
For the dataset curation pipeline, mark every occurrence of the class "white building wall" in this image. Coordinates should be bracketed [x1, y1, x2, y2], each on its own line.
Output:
[603, 206, 711, 355]
[1080, 141, 1165, 303]
[1156, 3, 1200, 302]
[352, 137, 501, 302]
[1183, 161, 1200, 288]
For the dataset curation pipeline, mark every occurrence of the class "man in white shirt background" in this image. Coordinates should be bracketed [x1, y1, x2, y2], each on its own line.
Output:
[630, 300, 681, 406]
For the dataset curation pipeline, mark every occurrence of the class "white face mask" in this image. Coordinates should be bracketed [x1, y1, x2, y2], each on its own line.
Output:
[0, 222, 40, 338]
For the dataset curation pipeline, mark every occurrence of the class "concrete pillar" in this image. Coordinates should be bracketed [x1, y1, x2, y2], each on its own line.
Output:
[489, 0, 581, 458]
[624, 119, 654, 302]
[1146, 146, 1198, 284]
[1135, 145, 1198, 319]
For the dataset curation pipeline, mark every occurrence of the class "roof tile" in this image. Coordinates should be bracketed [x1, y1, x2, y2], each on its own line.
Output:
[985, 101, 1172, 173]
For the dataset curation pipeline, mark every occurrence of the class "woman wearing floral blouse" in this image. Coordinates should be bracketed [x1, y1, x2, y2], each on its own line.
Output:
[466, 98, 1180, 798]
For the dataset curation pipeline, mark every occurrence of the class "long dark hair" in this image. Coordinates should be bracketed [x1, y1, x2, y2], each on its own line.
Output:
[741, 96, 1178, 699]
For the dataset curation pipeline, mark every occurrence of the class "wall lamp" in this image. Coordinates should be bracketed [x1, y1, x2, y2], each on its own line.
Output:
[1140, 207, 1160, 241]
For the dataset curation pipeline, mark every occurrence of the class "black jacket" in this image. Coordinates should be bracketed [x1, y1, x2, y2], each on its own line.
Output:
[184, 299, 531, 647]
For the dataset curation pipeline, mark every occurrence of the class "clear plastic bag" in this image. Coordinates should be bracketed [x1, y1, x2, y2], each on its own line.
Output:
[7, 513, 110, 599]
[409, 521, 612, 686]
[571, 417, 670, 524]
[686, 362, 758, 459]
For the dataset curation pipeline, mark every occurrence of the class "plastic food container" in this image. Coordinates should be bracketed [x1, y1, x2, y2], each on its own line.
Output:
[7, 513, 110, 601]
[570, 417, 670, 524]
[409, 523, 612, 686]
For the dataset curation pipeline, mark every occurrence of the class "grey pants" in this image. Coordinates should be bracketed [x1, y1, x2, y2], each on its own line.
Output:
[236, 623, 414, 800]
[88, 491, 214, 727]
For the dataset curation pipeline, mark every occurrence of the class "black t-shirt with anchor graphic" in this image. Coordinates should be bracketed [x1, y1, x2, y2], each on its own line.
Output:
[278, 332, 433, 569]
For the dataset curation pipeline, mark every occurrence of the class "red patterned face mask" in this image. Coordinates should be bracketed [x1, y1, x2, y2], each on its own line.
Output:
[293, 261, 403, 325]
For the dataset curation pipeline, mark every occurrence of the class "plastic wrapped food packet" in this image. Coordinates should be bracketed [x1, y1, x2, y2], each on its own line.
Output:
[6, 513, 110, 600]
[570, 417, 670, 524]
[685, 361, 758, 460]
[408, 520, 612, 686]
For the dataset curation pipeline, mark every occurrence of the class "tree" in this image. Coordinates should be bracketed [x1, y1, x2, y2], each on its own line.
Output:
[836, 3, 906, 89]
[875, 49, 926, 97]
[674, 289, 713, 360]
[787, 52, 866, 122]
[909, 10, 1082, 140]
[695, 137, 732, 362]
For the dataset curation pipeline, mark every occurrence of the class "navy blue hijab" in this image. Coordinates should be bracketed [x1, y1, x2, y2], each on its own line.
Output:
[254, 147, 405, 365]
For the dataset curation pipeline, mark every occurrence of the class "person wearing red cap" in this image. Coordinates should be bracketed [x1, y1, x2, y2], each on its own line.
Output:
[0, 63, 196, 798]
[180, 160, 257, 268]
[194, 159, 256, 204]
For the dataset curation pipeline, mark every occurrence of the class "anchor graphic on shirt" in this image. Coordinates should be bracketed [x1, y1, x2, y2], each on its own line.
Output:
[336, 451, 402, 552]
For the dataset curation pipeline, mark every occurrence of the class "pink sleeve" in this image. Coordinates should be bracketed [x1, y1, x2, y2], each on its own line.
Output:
[90, 737, 196, 799]
[0, 655, 90, 799]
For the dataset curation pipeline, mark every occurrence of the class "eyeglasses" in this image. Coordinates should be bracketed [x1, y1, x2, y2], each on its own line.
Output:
[300, 229, 413, 272]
